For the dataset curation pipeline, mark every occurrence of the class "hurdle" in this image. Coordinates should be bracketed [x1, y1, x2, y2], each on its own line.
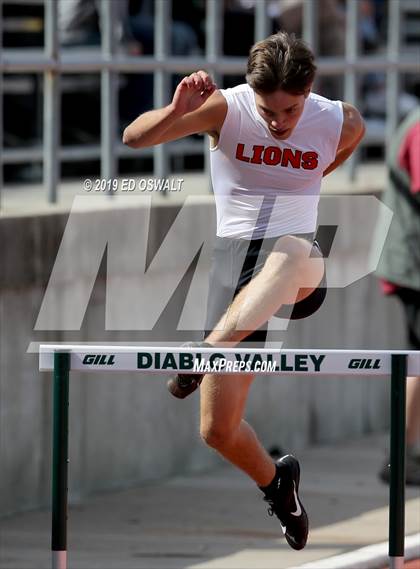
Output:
[39, 345, 420, 569]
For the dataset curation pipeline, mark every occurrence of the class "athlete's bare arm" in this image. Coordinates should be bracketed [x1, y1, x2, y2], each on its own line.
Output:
[322, 102, 365, 177]
[122, 71, 227, 148]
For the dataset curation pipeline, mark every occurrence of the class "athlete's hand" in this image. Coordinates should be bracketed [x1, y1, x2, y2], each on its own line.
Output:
[171, 71, 217, 116]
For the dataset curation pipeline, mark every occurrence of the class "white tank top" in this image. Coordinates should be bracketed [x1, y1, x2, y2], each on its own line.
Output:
[209, 84, 343, 239]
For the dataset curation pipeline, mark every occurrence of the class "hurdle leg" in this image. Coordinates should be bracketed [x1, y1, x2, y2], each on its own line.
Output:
[389, 354, 407, 569]
[51, 352, 70, 569]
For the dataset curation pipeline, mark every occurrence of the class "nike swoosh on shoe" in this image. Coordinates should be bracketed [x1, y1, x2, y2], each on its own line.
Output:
[290, 481, 302, 517]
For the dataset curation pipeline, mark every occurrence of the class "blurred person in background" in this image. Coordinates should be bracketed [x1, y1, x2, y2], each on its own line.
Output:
[126, 0, 201, 119]
[276, 0, 345, 99]
[58, 0, 138, 142]
[375, 106, 420, 486]
[277, 0, 418, 116]
[358, 0, 418, 121]
[58, 0, 200, 120]
[222, 0, 279, 88]
[223, 0, 346, 99]
[58, 0, 134, 47]
[123, 31, 365, 550]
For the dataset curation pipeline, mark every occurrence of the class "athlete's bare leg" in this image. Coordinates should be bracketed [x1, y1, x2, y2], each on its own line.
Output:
[206, 235, 324, 345]
[200, 372, 276, 486]
[195, 236, 323, 486]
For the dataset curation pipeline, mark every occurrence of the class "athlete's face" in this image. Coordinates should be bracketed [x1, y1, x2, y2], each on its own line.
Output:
[254, 88, 309, 140]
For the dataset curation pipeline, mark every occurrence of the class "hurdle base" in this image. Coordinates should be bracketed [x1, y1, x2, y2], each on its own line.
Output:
[52, 550, 67, 569]
[389, 556, 404, 569]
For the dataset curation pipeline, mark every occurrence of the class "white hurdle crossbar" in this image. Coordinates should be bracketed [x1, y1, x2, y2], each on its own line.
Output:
[40, 345, 420, 569]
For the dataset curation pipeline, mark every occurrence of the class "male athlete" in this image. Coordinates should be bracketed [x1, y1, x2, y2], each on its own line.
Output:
[123, 32, 365, 550]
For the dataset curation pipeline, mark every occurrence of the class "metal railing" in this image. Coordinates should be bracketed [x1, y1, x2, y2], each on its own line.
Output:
[1, 0, 419, 203]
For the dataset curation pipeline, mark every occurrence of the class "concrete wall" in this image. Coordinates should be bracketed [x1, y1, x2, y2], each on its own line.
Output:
[0, 195, 406, 515]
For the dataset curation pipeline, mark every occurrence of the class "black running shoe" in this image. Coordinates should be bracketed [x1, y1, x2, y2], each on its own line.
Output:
[167, 342, 212, 399]
[262, 454, 309, 550]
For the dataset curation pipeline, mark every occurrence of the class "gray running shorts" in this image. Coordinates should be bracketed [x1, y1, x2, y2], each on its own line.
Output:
[204, 234, 326, 346]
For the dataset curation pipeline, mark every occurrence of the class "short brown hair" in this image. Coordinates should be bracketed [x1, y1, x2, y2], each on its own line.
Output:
[246, 31, 316, 95]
